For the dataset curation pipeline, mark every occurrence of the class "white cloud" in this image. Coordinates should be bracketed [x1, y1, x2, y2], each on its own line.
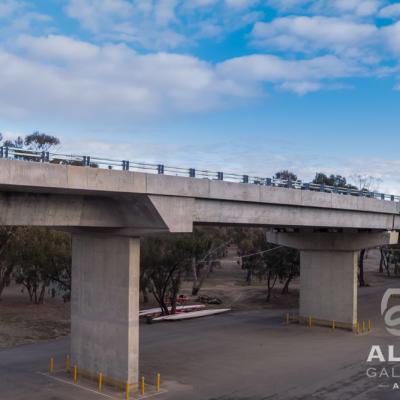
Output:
[217, 54, 360, 95]
[224, 0, 259, 9]
[280, 81, 322, 94]
[0, 34, 365, 124]
[0, 35, 245, 121]
[251, 16, 377, 56]
[266, 0, 312, 12]
[16, 34, 99, 62]
[64, 0, 261, 49]
[324, 0, 381, 16]
[154, 0, 178, 25]
[218, 54, 358, 82]
[382, 21, 400, 55]
[268, 0, 382, 16]
[65, 0, 134, 32]
[64, 0, 188, 49]
[379, 3, 400, 18]
[0, 0, 21, 18]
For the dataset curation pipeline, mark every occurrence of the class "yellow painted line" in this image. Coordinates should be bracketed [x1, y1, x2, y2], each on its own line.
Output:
[36, 371, 167, 399]
[36, 371, 117, 399]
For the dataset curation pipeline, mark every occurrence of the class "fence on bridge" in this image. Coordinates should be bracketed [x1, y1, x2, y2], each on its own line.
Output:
[1, 146, 398, 202]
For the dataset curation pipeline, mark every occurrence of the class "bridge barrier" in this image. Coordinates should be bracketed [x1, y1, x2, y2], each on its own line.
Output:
[1, 146, 399, 202]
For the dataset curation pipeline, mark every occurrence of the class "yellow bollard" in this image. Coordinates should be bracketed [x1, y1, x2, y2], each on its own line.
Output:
[49, 356, 54, 373]
[65, 354, 70, 372]
[285, 312, 289, 325]
[98, 372, 103, 392]
[141, 376, 145, 396]
[332, 320, 335, 330]
[156, 373, 161, 392]
[356, 322, 360, 335]
[125, 382, 129, 400]
[308, 316, 312, 328]
[368, 319, 372, 332]
[362, 320, 366, 334]
[73, 365, 77, 384]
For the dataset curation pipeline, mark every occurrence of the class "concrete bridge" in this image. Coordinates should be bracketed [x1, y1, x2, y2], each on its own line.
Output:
[0, 156, 399, 388]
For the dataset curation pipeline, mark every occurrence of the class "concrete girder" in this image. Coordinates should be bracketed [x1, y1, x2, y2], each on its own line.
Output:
[266, 231, 399, 251]
[0, 159, 399, 231]
[193, 199, 396, 230]
[0, 192, 170, 234]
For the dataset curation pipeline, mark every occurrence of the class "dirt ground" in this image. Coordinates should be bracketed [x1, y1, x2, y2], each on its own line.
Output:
[0, 246, 392, 348]
[0, 285, 70, 348]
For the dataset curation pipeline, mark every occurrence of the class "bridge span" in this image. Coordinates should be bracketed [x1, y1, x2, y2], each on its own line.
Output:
[0, 155, 399, 388]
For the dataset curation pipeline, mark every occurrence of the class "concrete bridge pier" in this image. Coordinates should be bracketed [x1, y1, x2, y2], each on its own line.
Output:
[299, 249, 357, 329]
[71, 234, 140, 387]
[267, 231, 398, 330]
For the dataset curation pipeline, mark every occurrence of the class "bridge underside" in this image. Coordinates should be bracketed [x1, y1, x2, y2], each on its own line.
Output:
[0, 177, 398, 384]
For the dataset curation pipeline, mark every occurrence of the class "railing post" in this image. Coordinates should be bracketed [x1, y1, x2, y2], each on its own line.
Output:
[265, 178, 272, 186]
[381, 193, 385, 200]
[391, 195, 395, 201]
[242, 175, 249, 183]
[83, 156, 90, 166]
[347, 187, 352, 195]
[0, 146, 3, 158]
[189, 168, 195, 178]
[319, 184, 325, 192]
[122, 160, 129, 171]
[157, 164, 164, 174]
[217, 172, 223, 180]
[4, 146, 8, 159]
[287, 179, 292, 188]
[41, 151, 49, 162]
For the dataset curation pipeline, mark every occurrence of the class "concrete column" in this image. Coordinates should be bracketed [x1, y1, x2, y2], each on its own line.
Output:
[300, 250, 357, 329]
[267, 231, 398, 330]
[71, 234, 139, 387]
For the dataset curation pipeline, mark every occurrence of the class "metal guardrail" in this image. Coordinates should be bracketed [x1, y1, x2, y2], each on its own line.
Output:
[1, 146, 399, 202]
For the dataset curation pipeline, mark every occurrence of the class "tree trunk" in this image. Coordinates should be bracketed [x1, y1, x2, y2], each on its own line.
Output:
[192, 261, 213, 295]
[379, 248, 384, 273]
[384, 252, 391, 277]
[38, 283, 47, 304]
[0, 264, 13, 300]
[141, 287, 149, 303]
[281, 274, 293, 294]
[191, 257, 199, 295]
[246, 267, 252, 285]
[26, 284, 34, 303]
[266, 268, 277, 302]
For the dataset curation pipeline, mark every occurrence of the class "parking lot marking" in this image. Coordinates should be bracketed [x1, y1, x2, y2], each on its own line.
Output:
[37, 371, 168, 399]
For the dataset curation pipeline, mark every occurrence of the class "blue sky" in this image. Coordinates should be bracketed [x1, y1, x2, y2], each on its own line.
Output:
[1, 0, 400, 192]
